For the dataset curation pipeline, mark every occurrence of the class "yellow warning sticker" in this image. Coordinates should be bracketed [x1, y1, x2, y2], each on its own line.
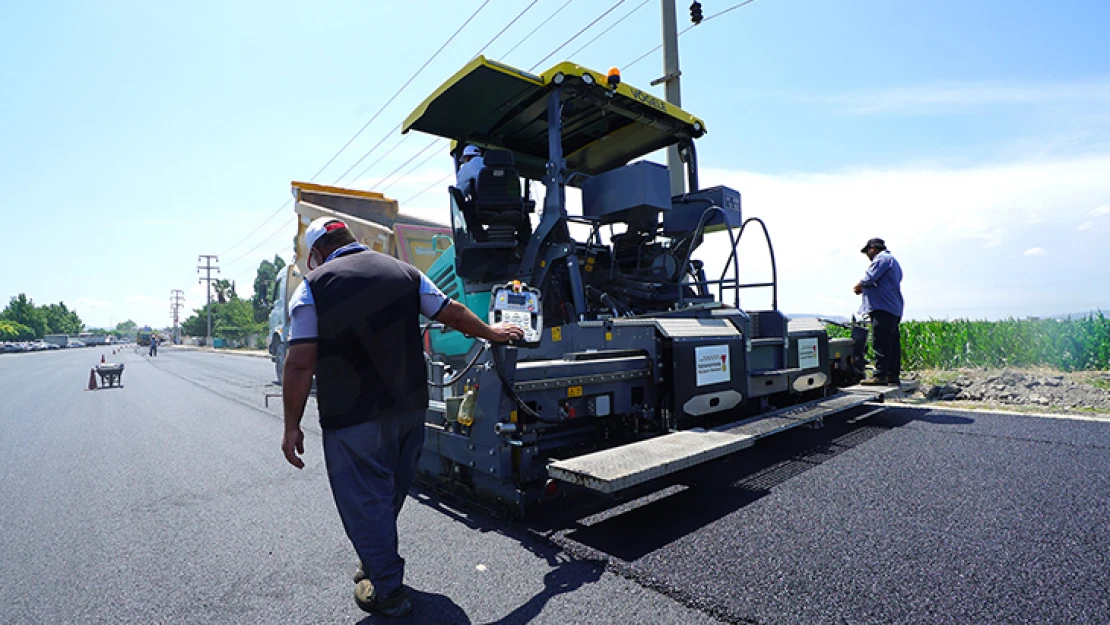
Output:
[552, 327, 562, 341]
[567, 386, 583, 398]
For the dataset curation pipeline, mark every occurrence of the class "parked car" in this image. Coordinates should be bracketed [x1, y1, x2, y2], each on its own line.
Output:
[68, 340, 86, 348]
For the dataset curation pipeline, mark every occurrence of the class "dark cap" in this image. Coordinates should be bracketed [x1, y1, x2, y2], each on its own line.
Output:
[860, 238, 886, 254]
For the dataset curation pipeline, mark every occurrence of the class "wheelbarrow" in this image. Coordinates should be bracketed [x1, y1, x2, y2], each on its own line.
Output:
[95, 363, 125, 388]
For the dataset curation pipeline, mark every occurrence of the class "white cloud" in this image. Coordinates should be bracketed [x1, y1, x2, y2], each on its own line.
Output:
[1078, 221, 1094, 232]
[1023, 247, 1047, 256]
[692, 153, 1110, 319]
[1093, 205, 1110, 217]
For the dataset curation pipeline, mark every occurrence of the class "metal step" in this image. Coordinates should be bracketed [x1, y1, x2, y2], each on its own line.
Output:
[547, 430, 755, 494]
[841, 380, 918, 401]
[713, 391, 878, 439]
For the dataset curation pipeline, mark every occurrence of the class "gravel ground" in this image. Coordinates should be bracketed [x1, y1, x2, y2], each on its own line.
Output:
[904, 368, 1110, 415]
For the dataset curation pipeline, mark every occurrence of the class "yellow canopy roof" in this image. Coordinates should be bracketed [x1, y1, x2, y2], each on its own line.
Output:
[403, 57, 706, 181]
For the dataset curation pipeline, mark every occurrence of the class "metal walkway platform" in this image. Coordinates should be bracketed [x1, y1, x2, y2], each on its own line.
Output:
[713, 391, 878, 439]
[547, 385, 913, 495]
[547, 430, 755, 495]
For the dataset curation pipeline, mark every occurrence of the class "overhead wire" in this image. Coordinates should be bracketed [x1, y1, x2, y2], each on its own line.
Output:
[501, 0, 574, 60]
[332, 0, 544, 189]
[566, 0, 650, 59]
[528, 0, 627, 72]
[370, 137, 445, 191]
[315, 0, 490, 183]
[624, 0, 758, 70]
[218, 1, 491, 258]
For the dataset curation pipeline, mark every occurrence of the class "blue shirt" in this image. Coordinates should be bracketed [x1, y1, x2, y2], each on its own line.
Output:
[859, 250, 904, 317]
[287, 245, 450, 342]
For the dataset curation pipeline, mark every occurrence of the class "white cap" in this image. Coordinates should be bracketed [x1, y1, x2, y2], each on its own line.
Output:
[305, 217, 348, 251]
[462, 145, 481, 157]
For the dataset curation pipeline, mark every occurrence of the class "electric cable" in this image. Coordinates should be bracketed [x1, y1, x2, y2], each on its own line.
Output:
[624, 0, 758, 70]
[471, 0, 542, 62]
[380, 142, 449, 194]
[332, 1, 540, 188]
[502, 0, 574, 60]
[220, 2, 490, 257]
[566, 0, 650, 59]
[528, 0, 627, 72]
[370, 137, 444, 191]
[317, 1, 490, 182]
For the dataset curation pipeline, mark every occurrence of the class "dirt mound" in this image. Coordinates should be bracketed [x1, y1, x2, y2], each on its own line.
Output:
[916, 368, 1110, 413]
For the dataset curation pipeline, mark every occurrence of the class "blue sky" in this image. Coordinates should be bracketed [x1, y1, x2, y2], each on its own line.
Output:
[1, 0, 1108, 328]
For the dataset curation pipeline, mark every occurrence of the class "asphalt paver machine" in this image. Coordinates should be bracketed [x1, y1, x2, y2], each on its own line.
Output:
[404, 57, 881, 516]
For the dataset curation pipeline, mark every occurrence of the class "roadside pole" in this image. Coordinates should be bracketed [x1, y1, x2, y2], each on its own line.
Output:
[197, 255, 220, 347]
[658, 0, 685, 196]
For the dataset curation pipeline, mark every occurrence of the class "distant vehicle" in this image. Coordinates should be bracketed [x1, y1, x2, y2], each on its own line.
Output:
[44, 334, 69, 348]
[68, 340, 86, 348]
[136, 328, 153, 346]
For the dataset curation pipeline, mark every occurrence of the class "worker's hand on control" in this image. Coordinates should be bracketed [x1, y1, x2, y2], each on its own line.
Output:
[853, 282, 863, 295]
[488, 323, 525, 343]
[282, 428, 306, 469]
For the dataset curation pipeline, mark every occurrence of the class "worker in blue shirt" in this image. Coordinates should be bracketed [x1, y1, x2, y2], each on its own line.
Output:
[455, 145, 483, 197]
[854, 237, 904, 385]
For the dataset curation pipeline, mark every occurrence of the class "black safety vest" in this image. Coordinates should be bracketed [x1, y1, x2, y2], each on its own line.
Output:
[305, 249, 428, 429]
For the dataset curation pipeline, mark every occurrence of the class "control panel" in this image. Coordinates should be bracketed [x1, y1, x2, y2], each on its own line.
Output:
[489, 281, 543, 345]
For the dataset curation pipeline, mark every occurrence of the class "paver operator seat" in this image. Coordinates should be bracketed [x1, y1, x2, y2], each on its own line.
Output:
[449, 149, 532, 281]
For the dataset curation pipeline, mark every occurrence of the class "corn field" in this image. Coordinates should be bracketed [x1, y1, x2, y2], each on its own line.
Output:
[825, 312, 1110, 372]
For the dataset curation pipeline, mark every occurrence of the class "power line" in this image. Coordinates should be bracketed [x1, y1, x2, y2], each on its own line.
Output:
[624, 0, 758, 70]
[471, 0, 542, 62]
[222, 217, 297, 269]
[372, 138, 444, 191]
[502, 0, 574, 59]
[315, 0, 490, 183]
[334, 1, 542, 188]
[529, 0, 627, 72]
[567, 0, 650, 59]
[380, 143, 448, 194]
[401, 173, 454, 206]
[220, 2, 491, 256]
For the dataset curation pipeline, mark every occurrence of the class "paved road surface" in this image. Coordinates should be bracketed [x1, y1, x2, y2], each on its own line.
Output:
[1, 346, 1108, 624]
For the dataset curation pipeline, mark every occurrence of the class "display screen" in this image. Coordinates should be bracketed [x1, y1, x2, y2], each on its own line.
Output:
[507, 293, 527, 306]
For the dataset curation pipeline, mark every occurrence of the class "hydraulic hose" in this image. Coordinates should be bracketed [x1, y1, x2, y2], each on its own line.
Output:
[489, 344, 562, 424]
[423, 321, 490, 388]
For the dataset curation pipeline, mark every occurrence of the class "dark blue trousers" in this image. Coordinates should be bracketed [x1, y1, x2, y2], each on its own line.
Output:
[322, 409, 425, 596]
[870, 309, 902, 381]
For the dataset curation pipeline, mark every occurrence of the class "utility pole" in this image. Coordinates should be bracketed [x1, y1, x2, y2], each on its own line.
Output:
[197, 255, 220, 347]
[170, 289, 184, 345]
[656, 0, 685, 196]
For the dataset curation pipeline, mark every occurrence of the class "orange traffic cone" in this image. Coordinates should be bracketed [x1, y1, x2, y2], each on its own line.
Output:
[88, 368, 98, 391]
[101, 354, 105, 363]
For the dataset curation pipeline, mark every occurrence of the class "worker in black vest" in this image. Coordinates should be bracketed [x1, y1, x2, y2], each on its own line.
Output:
[281, 217, 522, 618]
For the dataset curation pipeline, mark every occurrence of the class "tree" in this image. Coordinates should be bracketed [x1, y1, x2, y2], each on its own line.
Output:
[181, 306, 210, 337]
[42, 302, 83, 335]
[251, 255, 286, 323]
[116, 319, 138, 334]
[1, 294, 47, 338]
[0, 320, 35, 341]
[213, 279, 233, 304]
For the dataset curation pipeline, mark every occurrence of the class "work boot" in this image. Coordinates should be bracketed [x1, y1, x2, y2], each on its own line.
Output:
[860, 376, 889, 386]
[353, 564, 367, 584]
[354, 580, 412, 617]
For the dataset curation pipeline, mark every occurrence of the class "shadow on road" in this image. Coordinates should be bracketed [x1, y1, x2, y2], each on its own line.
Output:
[356, 588, 471, 625]
[559, 406, 975, 561]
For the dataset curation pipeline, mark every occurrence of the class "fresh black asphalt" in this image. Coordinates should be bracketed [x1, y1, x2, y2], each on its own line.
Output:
[2, 346, 1108, 624]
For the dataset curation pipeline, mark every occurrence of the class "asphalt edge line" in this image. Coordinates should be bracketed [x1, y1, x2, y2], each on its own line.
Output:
[877, 401, 1110, 423]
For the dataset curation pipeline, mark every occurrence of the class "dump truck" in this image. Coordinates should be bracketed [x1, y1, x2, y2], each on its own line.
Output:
[399, 56, 887, 517]
[268, 182, 452, 382]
